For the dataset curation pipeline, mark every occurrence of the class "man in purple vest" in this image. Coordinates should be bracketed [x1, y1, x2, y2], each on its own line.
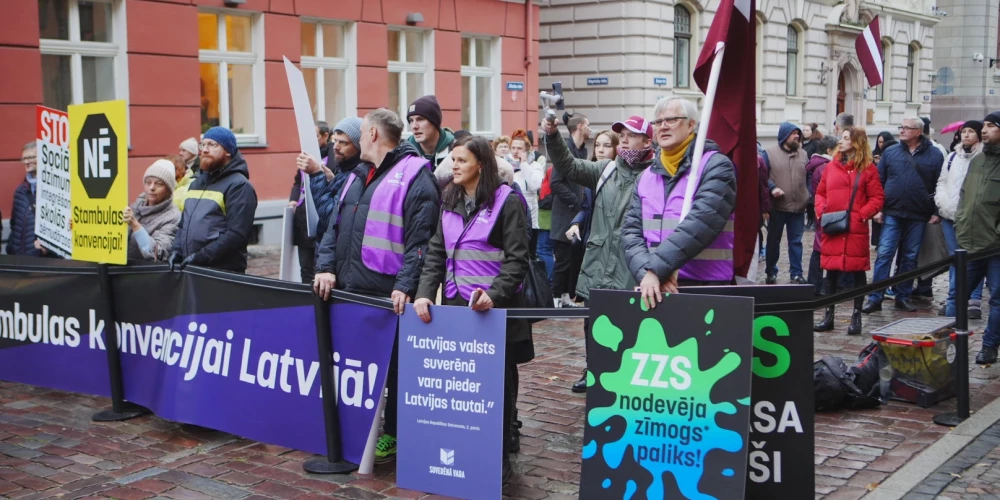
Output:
[313, 108, 441, 463]
[621, 96, 737, 310]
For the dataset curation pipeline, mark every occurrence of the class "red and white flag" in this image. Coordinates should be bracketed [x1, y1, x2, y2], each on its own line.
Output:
[693, 0, 758, 279]
[856, 16, 884, 87]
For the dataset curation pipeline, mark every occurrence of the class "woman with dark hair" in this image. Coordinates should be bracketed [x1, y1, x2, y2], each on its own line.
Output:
[412, 135, 532, 482]
[872, 131, 897, 163]
[803, 123, 823, 157]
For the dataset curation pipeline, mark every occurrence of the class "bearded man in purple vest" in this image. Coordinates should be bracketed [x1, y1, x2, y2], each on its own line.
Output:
[621, 96, 737, 310]
[313, 108, 442, 463]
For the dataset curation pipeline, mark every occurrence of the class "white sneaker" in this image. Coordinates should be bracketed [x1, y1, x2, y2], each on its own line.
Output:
[561, 294, 583, 308]
[554, 297, 562, 308]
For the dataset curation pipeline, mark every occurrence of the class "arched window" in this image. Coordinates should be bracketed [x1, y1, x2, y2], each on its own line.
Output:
[674, 5, 692, 89]
[907, 44, 919, 102]
[786, 25, 800, 96]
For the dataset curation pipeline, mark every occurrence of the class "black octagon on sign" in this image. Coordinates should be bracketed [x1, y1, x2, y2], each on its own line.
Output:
[76, 113, 118, 199]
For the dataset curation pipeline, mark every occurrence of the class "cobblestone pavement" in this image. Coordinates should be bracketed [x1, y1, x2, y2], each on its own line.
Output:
[2, 231, 999, 500]
[903, 421, 1000, 499]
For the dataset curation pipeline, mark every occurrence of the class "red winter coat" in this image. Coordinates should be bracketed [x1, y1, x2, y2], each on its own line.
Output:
[815, 158, 884, 272]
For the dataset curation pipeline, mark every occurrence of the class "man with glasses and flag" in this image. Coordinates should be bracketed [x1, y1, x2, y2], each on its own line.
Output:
[621, 96, 738, 310]
[169, 126, 258, 273]
[861, 116, 943, 314]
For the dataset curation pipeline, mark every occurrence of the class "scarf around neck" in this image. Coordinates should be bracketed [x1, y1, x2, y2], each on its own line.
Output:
[658, 134, 695, 176]
[617, 146, 654, 168]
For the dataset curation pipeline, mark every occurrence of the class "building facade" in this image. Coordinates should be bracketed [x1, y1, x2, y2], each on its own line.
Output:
[929, 0, 1000, 143]
[539, 0, 940, 144]
[1, 0, 540, 244]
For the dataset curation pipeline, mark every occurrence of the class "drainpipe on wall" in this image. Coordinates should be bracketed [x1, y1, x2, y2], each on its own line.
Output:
[525, 0, 533, 131]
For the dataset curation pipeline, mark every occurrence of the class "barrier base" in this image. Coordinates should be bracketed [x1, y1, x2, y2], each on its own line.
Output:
[303, 457, 358, 475]
[92, 402, 150, 422]
[933, 412, 968, 427]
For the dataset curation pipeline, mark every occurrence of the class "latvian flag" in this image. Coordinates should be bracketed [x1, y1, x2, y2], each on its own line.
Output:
[855, 16, 884, 87]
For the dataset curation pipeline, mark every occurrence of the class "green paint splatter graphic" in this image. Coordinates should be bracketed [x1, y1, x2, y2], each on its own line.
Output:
[587, 370, 596, 387]
[705, 309, 715, 324]
[587, 317, 744, 500]
[593, 315, 624, 352]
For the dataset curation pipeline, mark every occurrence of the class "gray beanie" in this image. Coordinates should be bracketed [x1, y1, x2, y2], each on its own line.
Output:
[333, 117, 362, 150]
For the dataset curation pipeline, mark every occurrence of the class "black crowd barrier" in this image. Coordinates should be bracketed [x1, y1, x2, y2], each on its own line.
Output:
[2, 243, 998, 468]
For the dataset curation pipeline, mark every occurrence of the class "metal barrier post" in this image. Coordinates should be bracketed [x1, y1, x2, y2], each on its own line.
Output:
[92, 264, 149, 422]
[304, 294, 359, 474]
[935, 249, 971, 426]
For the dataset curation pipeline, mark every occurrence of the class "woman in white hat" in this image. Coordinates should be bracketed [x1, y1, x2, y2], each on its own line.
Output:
[124, 159, 181, 264]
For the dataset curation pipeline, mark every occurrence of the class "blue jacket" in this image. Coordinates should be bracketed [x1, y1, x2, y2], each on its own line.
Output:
[7, 180, 42, 256]
[877, 137, 943, 221]
[309, 154, 362, 248]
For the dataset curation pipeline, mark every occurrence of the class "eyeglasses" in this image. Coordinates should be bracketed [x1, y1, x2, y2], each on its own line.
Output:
[651, 116, 687, 128]
[200, 140, 221, 149]
[20, 156, 36, 164]
[898, 126, 921, 131]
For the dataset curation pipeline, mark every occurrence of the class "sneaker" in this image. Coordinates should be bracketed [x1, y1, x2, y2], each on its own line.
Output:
[884, 288, 896, 299]
[375, 434, 397, 463]
[561, 294, 583, 308]
[790, 276, 808, 285]
[976, 346, 998, 365]
[765, 274, 777, 285]
[970, 306, 983, 320]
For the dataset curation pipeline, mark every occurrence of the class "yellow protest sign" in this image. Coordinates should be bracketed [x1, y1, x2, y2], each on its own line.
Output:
[69, 100, 128, 265]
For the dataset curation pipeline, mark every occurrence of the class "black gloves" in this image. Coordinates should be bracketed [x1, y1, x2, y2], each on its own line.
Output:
[168, 252, 181, 271]
[168, 253, 198, 271]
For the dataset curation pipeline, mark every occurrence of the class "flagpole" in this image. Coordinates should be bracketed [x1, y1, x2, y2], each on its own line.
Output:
[681, 41, 727, 221]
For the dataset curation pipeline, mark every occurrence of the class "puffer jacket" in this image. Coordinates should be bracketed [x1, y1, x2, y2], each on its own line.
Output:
[956, 144, 1000, 253]
[6, 179, 42, 256]
[416, 190, 532, 364]
[935, 143, 983, 221]
[314, 142, 441, 298]
[621, 139, 737, 283]
[815, 158, 884, 272]
[128, 193, 180, 263]
[513, 158, 545, 229]
[877, 137, 944, 221]
[171, 152, 258, 273]
[310, 154, 363, 248]
[544, 131, 652, 300]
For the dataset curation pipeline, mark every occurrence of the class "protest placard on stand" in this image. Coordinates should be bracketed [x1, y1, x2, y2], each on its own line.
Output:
[35, 106, 73, 258]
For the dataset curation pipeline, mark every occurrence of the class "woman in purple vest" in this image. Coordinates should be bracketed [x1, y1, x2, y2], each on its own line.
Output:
[413, 135, 532, 483]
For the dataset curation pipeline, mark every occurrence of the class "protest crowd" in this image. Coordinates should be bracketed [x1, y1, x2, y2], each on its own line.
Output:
[7, 87, 1000, 488]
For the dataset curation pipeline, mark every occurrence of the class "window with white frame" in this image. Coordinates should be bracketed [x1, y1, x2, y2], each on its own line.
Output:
[785, 25, 800, 96]
[388, 29, 433, 123]
[906, 44, 918, 102]
[877, 40, 891, 101]
[301, 21, 356, 123]
[673, 5, 692, 89]
[461, 36, 499, 135]
[198, 11, 265, 142]
[38, 0, 128, 111]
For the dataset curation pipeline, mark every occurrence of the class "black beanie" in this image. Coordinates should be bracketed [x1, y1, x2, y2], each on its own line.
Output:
[407, 95, 443, 131]
[920, 116, 931, 135]
[985, 112, 1000, 129]
[961, 120, 984, 137]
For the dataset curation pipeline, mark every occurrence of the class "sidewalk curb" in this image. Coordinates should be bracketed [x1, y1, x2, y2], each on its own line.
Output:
[862, 395, 1000, 499]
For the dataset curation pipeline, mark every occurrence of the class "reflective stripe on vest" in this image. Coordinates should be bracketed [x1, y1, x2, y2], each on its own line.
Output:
[442, 185, 512, 301]
[338, 156, 431, 275]
[637, 150, 735, 282]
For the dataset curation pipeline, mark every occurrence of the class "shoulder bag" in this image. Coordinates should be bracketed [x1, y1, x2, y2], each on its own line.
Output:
[820, 168, 861, 236]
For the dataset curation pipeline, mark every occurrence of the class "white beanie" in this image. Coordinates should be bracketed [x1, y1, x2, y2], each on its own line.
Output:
[179, 137, 199, 156]
[145, 159, 177, 193]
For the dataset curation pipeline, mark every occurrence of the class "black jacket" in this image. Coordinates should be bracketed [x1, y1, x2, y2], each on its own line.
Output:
[621, 139, 737, 282]
[7, 180, 42, 256]
[314, 142, 441, 298]
[289, 143, 332, 246]
[416, 190, 533, 364]
[877, 137, 943, 221]
[171, 152, 258, 273]
[550, 139, 587, 243]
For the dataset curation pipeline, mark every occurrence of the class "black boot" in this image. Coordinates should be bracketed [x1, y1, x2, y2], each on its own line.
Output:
[571, 369, 588, 393]
[814, 306, 835, 332]
[847, 310, 862, 335]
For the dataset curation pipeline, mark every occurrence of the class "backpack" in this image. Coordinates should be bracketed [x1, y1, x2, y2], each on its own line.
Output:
[813, 355, 883, 412]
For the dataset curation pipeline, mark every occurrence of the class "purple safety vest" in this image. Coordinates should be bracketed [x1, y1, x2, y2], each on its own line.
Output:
[443, 185, 514, 301]
[637, 150, 735, 282]
[338, 155, 430, 275]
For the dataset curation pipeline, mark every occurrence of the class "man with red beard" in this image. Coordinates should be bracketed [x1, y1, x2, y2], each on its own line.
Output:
[169, 126, 258, 273]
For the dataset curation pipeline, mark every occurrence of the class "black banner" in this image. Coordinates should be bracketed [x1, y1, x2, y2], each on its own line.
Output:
[582, 290, 755, 500]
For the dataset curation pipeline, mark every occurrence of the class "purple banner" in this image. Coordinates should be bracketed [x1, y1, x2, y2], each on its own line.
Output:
[116, 302, 396, 463]
[396, 305, 506, 500]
